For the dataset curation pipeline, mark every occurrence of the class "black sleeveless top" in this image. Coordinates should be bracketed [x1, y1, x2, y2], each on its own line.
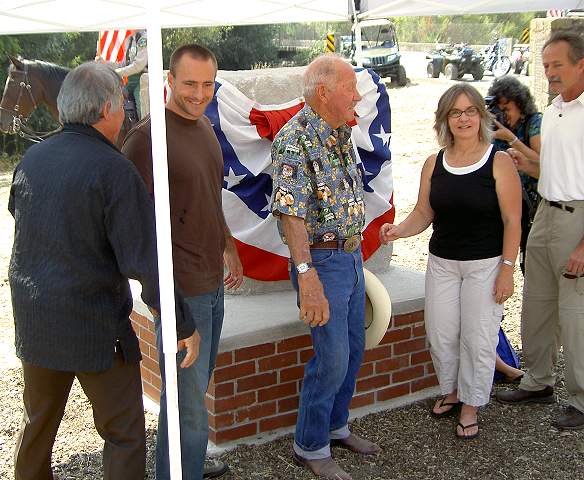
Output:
[429, 146, 503, 261]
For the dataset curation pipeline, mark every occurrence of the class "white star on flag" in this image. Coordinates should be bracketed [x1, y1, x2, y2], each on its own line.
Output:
[373, 125, 391, 147]
[261, 194, 271, 212]
[225, 167, 247, 189]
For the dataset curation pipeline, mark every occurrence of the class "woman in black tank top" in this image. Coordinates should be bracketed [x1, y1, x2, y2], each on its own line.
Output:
[379, 84, 522, 440]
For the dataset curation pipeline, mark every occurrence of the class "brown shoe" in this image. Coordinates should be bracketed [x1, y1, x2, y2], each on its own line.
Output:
[552, 406, 584, 431]
[293, 453, 353, 480]
[496, 386, 555, 405]
[330, 433, 381, 455]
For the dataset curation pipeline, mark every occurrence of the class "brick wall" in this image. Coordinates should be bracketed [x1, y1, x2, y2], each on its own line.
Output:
[130, 309, 437, 445]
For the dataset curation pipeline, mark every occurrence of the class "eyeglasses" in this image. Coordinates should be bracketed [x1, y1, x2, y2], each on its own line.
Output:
[448, 106, 479, 118]
[562, 271, 584, 279]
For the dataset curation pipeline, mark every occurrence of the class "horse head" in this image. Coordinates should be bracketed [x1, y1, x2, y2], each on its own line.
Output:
[0, 55, 41, 134]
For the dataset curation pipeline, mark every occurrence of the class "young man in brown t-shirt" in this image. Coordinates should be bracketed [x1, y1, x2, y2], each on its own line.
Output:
[122, 44, 242, 480]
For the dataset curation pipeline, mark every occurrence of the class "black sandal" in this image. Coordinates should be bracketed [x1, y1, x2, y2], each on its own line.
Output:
[455, 422, 479, 440]
[431, 397, 462, 418]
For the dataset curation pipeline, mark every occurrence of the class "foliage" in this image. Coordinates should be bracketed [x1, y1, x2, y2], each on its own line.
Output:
[393, 12, 546, 44]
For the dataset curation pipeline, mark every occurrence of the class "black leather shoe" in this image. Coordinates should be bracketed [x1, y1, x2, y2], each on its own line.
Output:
[496, 386, 555, 405]
[203, 459, 229, 479]
[552, 406, 584, 431]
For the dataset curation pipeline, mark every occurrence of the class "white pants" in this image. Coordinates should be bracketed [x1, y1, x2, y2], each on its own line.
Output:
[425, 254, 503, 406]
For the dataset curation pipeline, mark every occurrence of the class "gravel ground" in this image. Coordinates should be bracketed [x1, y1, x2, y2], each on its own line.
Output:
[1, 75, 583, 479]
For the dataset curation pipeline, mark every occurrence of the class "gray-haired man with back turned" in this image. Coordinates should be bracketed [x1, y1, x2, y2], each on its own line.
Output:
[9, 62, 197, 480]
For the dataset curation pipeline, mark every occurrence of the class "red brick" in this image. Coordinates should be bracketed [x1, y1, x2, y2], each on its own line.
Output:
[411, 375, 439, 392]
[215, 351, 233, 367]
[208, 412, 234, 430]
[151, 374, 162, 390]
[131, 312, 149, 328]
[235, 343, 275, 362]
[426, 363, 435, 375]
[380, 327, 412, 345]
[377, 383, 410, 401]
[357, 363, 374, 379]
[143, 381, 160, 402]
[258, 382, 297, 402]
[375, 355, 409, 374]
[138, 338, 150, 356]
[208, 381, 234, 399]
[138, 327, 157, 348]
[259, 412, 297, 432]
[236, 401, 277, 422]
[413, 324, 426, 338]
[277, 335, 312, 353]
[212, 423, 258, 444]
[214, 361, 256, 383]
[356, 374, 390, 392]
[411, 350, 432, 365]
[299, 348, 314, 363]
[363, 345, 391, 363]
[350, 392, 374, 409]
[140, 365, 152, 384]
[238, 372, 277, 393]
[213, 392, 256, 414]
[141, 354, 159, 373]
[393, 311, 424, 327]
[393, 338, 426, 356]
[280, 365, 305, 383]
[278, 396, 299, 413]
[258, 352, 298, 372]
[392, 365, 425, 383]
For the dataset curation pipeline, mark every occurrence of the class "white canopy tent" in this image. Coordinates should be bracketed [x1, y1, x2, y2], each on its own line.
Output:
[1, 1, 581, 478]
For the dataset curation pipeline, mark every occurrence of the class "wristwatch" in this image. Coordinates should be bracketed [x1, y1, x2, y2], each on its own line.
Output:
[501, 259, 514, 267]
[296, 262, 312, 274]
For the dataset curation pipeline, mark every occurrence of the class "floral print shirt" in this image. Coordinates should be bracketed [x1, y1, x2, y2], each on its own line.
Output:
[270, 104, 365, 245]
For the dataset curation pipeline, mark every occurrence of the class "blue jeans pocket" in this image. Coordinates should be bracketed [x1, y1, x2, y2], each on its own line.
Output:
[311, 250, 335, 266]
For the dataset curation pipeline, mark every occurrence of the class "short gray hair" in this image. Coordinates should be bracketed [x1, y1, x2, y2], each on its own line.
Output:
[57, 62, 123, 125]
[303, 54, 344, 99]
[434, 83, 492, 147]
[543, 30, 584, 64]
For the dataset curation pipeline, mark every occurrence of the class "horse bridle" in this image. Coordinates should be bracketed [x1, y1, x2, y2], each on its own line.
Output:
[0, 63, 60, 142]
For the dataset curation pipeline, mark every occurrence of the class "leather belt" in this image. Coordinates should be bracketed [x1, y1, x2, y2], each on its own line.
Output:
[545, 200, 575, 213]
[310, 235, 361, 253]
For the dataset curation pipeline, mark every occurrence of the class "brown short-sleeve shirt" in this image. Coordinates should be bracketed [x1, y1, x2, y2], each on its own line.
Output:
[122, 109, 226, 296]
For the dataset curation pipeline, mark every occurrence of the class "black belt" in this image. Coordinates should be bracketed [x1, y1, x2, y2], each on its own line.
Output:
[310, 235, 361, 253]
[546, 200, 575, 213]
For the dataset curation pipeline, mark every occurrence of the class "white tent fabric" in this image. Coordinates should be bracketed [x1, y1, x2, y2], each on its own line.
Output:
[358, 0, 584, 19]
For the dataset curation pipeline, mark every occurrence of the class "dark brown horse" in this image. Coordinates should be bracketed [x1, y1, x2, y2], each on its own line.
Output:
[0, 56, 135, 146]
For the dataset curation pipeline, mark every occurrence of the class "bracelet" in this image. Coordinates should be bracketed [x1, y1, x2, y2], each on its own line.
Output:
[501, 259, 514, 267]
[509, 136, 519, 145]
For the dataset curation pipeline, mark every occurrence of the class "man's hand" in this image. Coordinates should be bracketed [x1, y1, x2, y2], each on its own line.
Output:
[223, 241, 243, 290]
[298, 269, 329, 327]
[178, 330, 201, 369]
[566, 241, 584, 277]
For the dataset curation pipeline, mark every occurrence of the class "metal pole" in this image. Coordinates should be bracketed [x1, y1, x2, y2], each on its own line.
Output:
[145, 4, 183, 479]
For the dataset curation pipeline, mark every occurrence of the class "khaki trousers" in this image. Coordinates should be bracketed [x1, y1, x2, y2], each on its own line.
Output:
[521, 200, 584, 412]
[425, 254, 503, 407]
[14, 352, 146, 480]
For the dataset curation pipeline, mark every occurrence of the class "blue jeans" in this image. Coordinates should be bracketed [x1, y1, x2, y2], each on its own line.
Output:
[155, 285, 224, 480]
[290, 247, 365, 459]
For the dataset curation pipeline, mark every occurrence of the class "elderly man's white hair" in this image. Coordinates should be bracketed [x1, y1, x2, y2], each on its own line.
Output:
[303, 54, 346, 100]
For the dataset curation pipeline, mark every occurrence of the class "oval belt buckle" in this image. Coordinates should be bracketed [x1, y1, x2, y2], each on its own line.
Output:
[344, 235, 360, 253]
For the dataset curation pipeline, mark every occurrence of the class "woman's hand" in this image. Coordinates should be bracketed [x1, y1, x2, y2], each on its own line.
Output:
[492, 119, 516, 144]
[493, 265, 514, 304]
[379, 223, 401, 244]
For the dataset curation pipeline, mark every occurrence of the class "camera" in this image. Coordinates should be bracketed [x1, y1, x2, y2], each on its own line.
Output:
[484, 95, 508, 128]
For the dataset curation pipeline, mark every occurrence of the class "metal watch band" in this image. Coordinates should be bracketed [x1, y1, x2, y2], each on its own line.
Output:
[501, 259, 514, 267]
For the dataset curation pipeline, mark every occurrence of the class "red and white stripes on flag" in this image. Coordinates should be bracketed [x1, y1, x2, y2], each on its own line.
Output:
[547, 10, 566, 17]
[96, 30, 133, 63]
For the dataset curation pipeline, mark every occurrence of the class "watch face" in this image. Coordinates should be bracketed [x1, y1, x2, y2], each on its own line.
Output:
[297, 263, 310, 274]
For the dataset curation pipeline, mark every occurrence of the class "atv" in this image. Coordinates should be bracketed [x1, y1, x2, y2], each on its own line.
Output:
[343, 19, 407, 87]
[426, 43, 484, 81]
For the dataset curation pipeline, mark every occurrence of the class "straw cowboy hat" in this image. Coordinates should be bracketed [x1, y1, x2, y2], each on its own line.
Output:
[364, 268, 392, 349]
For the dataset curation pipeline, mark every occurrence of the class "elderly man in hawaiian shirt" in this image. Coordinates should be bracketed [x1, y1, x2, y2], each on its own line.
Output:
[270, 55, 381, 480]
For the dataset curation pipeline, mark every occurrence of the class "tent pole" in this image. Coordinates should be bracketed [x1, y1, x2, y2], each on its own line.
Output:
[145, 6, 183, 480]
[352, 0, 364, 67]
